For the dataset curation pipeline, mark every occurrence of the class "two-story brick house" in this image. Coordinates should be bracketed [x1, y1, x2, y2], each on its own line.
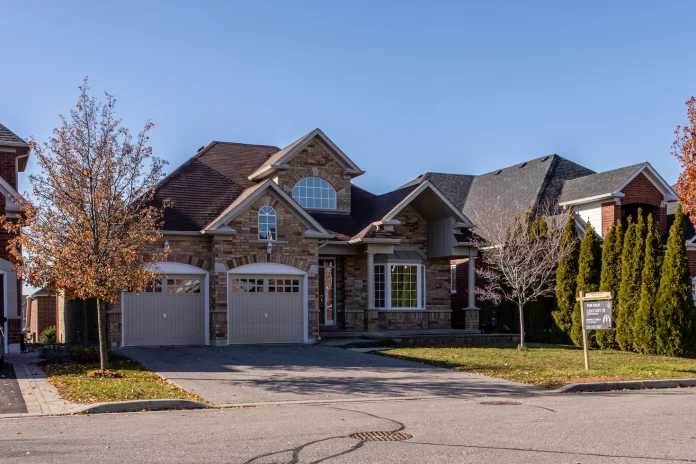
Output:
[101, 129, 477, 347]
[0, 123, 30, 354]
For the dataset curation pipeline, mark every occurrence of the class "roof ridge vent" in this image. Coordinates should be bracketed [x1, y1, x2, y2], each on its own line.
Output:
[541, 156, 550, 162]
[519, 162, 527, 168]
[197, 145, 205, 153]
[494, 169, 502, 175]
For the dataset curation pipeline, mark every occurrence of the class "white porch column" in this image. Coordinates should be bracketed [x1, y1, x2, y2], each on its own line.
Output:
[467, 253, 477, 309]
[367, 251, 375, 309]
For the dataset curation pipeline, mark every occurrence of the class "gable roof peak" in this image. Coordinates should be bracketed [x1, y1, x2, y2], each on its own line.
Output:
[247, 128, 364, 181]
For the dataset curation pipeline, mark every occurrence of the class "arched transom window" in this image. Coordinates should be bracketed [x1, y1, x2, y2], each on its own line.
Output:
[258, 206, 277, 241]
[292, 177, 337, 210]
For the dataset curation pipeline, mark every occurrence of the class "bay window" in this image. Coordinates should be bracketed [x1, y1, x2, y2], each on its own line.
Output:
[373, 263, 426, 309]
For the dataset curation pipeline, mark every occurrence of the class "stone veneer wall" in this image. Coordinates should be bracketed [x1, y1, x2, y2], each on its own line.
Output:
[274, 140, 352, 214]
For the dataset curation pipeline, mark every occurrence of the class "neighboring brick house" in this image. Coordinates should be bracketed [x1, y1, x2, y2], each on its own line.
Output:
[71, 128, 477, 348]
[0, 123, 30, 354]
[24, 288, 57, 343]
[409, 156, 678, 328]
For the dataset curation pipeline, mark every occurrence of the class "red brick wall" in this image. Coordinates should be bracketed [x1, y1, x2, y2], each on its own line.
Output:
[687, 250, 696, 277]
[620, 173, 663, 207]
[601, 202, 621, 236]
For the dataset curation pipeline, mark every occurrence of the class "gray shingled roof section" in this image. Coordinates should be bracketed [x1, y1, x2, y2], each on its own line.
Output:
[536, 156, 595, 212]
[558, 163, 645, 204]
[0, 123, 29, 147]
[419, 173, 475, 209]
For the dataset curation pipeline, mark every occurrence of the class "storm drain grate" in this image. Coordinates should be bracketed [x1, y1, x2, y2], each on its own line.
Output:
[480, 400, 522, 406]
[349, 431, 413, 441]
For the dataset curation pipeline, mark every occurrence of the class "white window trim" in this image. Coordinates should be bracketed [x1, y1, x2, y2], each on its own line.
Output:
[258, 206, 277, 241]
[692, 277, 696, 302]
[374, 263, 426, 310]
[292, 177, 337, 210]
[450, 264, 457, 294]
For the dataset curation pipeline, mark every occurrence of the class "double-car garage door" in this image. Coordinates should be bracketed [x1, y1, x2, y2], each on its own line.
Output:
[122, 268, 305, 346]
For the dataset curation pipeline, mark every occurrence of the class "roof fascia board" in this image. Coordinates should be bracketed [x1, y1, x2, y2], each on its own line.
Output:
[248, 129, 363, 181]
[382, 181, 474, 227]
[559, 192, 625, 207]
[347, 238, 402, 245]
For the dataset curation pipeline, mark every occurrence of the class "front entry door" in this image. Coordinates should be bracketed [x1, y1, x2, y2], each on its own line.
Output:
[319, 259, 335, 326]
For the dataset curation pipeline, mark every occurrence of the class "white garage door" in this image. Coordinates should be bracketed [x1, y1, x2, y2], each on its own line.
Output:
[123, 275, 206, 346]
[229, 275, 304, 344]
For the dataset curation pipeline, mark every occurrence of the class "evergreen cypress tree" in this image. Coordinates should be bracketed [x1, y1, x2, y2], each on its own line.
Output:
[570, 223, 602, 346]
[553, 217, 580, 337]
[633, 214, 662, 353]
[616, 211, 646, 351]
[655, 205, 695, 357]
[596, 220, 623, 348]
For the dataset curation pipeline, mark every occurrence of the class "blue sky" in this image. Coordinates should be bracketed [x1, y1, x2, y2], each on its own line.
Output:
[1, 0, 695, 196]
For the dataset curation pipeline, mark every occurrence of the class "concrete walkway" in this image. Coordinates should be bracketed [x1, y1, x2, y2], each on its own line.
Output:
[4, 353, 77, 417]
[121, 344, 539, 406]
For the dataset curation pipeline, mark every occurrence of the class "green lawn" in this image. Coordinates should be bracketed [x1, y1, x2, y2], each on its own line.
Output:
[42, 355, 205, 404]
[369, 342, 696, 389]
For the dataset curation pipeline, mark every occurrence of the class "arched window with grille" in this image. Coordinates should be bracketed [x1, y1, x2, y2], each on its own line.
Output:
[258, 206, 277, 240]
[292, 177, 337, 210]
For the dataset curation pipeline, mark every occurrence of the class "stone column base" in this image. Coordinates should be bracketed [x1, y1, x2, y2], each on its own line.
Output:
[464, 310, 480, 331]
[364, 310, 379, 331]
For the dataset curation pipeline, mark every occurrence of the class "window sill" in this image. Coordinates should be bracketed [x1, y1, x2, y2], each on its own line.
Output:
[248, 239, 289, 244]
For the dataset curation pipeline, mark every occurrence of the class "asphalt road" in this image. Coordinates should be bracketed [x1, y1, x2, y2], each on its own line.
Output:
[1, 389, 695, 463]
[0, 364, 26, 414]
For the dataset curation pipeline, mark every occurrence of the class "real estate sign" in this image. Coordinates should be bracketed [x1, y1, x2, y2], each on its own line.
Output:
[583, 300, 612, 330]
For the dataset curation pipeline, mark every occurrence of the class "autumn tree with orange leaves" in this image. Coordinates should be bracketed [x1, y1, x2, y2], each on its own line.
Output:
[674, 97, 696, 221]
[1, 79, 168, 370]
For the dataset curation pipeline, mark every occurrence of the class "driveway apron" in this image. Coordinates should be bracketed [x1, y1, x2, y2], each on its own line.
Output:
[121, 345, 538, 405]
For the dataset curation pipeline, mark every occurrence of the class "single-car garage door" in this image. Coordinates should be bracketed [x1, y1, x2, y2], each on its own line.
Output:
[123, 275, 205, 346]
[229, 275, 304, 344]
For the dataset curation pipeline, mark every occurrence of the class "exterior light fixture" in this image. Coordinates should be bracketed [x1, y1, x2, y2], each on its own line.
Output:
[267, 241, 273, 254]
[164, 240, 171, 252]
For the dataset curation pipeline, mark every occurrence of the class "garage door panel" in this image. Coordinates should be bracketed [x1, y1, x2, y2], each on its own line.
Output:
[123, 274, 205, 346]
[229, 275, 304, 344]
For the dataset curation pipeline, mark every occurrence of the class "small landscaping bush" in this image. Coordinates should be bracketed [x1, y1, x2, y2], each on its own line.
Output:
[39, 325, 57, 344]
[68, 345, 100, 364]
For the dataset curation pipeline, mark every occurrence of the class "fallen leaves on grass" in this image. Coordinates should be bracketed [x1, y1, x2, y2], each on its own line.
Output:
[87, 369, 122, 379]
[41, 355, 205, 404]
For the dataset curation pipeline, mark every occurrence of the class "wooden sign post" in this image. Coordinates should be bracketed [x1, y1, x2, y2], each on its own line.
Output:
[578, 291, 613, 371]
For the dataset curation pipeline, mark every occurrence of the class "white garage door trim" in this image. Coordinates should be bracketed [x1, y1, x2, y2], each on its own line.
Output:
[228, 262, 308, 344]
[121, 262, 210, 347]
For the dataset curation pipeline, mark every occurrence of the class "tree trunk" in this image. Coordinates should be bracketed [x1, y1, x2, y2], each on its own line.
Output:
[81, 299, 89, 346]
[96, 298, 109, 370]
[518, 302, 526, 350]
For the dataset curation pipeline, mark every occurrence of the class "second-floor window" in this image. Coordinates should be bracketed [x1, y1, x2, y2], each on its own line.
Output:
[292, 177, 337, 210]
[258, 206, 277, 240]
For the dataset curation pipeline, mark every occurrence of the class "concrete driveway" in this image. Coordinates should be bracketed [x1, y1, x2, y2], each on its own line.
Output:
[121, 344, 539, 405]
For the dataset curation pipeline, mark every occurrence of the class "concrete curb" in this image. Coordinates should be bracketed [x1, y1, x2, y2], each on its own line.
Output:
[555, 378, 696, 393]
[67, 399, 209, 414]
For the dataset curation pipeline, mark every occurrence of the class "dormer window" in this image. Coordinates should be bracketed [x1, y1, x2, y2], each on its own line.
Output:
[292, 177, 337, 210]
[258, 206, 277, 240]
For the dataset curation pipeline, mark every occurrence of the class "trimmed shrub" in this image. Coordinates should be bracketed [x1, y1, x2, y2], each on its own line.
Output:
[655, 205, 695, 357]
[596, 220, 623, 348]
[571, 223, 602, 346]
[39, 325, 57, 345]
[633, 214, 662, 353]
[67, 345, 100, 364]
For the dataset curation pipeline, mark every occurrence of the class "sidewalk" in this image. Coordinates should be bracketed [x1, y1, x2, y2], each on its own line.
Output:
[4, 352, 78, 416]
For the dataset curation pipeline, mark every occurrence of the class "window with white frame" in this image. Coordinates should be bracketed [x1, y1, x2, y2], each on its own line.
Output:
[292, 177, 337, 210]
[692, 278, 696, 302]
[258, 206, 277, 240]
[373, 263, 426, 309]
[450, 264, 457, 294]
